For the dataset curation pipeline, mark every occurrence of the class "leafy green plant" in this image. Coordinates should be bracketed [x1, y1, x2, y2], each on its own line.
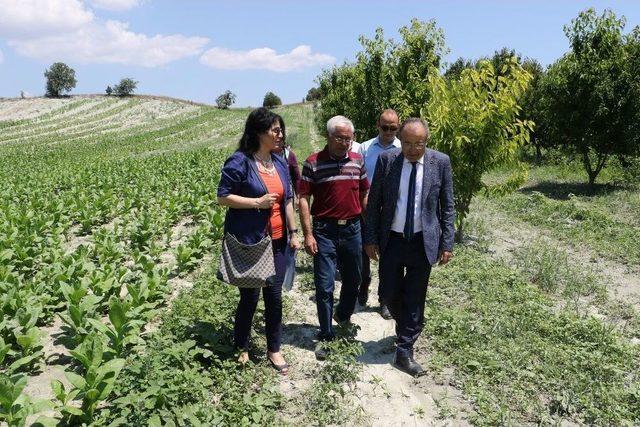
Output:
[305, 337, 364, 425]
[0, 373, 50, 426]
[63, 333, 125, 423]
[88, 298, 144, 357]
[58, 281, 101, 347]
[174, 244, 198, 275]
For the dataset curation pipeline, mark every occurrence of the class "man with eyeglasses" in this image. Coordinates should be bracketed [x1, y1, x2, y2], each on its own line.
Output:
[357, 109, 401, 319]
[299, 115, 370, 360]
[364, 118, 455, 377]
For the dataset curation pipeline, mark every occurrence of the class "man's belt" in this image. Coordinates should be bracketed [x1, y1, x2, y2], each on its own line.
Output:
[316, 217, 360, 226]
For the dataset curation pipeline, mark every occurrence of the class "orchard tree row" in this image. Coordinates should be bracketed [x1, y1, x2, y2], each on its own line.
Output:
[313, 8, 640, 238]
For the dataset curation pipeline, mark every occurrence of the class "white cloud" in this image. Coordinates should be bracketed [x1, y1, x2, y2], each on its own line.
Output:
[0, 49, 3, 63]
[89, 0, 143, 11]
[200, 45, 335, 72]
[9, 20, 209, 67]
[0, 0, 94, 38]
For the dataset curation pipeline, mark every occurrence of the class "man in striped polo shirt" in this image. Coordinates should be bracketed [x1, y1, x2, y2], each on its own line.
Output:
[299, 115, 370, 360]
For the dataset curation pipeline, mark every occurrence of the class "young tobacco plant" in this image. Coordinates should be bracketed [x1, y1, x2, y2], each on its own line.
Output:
[0, 373, 50, 427]
[88, 297, 144, 358]
[59, 333, 125, 424]
[58, 280, 101, 347]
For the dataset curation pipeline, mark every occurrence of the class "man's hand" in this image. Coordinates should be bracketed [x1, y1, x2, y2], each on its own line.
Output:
[438, 250, 453, 265]
[364, 244, 379, 261]
[304, 234, 318, 256]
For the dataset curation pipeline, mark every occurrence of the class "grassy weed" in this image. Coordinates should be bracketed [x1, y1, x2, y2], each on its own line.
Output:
[493, 190, 640, 266]
[304, 335, 364, 426]
[424, 247, 640, 425]
[513, 240, 605, 303]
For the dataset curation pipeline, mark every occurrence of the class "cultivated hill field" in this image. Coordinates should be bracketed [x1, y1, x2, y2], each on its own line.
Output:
[1, 96, 639, 425]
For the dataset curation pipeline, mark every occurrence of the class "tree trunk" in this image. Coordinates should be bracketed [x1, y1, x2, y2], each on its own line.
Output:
[582, 149, 608, 189]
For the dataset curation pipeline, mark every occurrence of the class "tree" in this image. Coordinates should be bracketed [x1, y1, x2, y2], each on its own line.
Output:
[215, 90, 236, 109]
[444, 57, 474, 81]
[315, 19, 447, 140]
[44, 62, 77, 97]
[519, 58, 547, 162]
[313, 19, 532, 239]
[541, 8, 640, 185]
[262, 92, 282, 108]
[305, 87, 321, 102]
[113, 78, 138, 97]
[429, 58, 533, 240]
[105, 86, 113, 96]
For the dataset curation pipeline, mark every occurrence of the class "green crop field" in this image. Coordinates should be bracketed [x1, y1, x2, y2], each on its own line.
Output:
[1, 96, 639, 426]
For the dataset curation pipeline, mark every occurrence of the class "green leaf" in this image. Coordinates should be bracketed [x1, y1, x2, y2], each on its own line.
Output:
[108, 298, 127, 331]
[148, 415, 162, 427]
[64, 371, 86, 390]
[61, 405, 83, 416]
[8, 351, 43, 372]
[50, 379, 65, 402]
[85, 388, 100, 403]
[0, 374, 27, 406]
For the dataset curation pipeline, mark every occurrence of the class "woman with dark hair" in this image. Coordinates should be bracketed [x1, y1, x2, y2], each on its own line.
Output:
[217, 107, 301, 374]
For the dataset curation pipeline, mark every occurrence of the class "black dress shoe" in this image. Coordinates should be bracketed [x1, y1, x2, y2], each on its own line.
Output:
[393, 355, 425, 377]
[380, 304, 392, 320]
[314, 342, 329, 361]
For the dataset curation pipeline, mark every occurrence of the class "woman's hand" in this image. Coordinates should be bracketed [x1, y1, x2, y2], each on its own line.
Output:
[289, 234, 301, 250]
[255, 193, 278, 209]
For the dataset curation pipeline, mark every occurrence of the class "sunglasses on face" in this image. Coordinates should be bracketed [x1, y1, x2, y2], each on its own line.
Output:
[380, 125, 398, 132]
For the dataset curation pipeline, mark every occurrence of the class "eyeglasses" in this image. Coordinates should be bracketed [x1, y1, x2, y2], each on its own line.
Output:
[402, 142, 426, 150]
[270, 127, 283, 135]
[331, 135, 353, 144]
[380, 125, 398, 132]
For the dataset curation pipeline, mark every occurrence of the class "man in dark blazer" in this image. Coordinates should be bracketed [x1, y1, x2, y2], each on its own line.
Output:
[364, 117, 455, 377]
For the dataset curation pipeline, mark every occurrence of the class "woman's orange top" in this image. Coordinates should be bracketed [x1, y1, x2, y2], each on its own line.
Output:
[258, 168, 285, 239]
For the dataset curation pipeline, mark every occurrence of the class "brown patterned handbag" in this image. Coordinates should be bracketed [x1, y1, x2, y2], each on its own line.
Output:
[216, 231, 276, 288]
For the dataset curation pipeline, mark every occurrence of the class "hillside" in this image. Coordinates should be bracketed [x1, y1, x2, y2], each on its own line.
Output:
[1, 98, 639, 426]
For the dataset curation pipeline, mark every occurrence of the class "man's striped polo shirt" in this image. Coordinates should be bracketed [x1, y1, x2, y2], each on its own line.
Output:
[298, 146, 370, 219]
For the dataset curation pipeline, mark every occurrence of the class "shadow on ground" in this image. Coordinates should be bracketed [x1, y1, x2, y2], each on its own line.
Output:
[520, 181, 626, 200]
[282, 322, 318, 352]
[357, 335, 396, 365]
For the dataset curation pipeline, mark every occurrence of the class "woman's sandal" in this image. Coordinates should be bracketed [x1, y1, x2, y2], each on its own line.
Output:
[267, 356, 289, 375]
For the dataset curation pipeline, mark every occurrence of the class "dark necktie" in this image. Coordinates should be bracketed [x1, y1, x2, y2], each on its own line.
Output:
[404, 162, 417, 240]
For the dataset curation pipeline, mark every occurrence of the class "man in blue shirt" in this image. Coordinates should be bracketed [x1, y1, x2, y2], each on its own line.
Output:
[358, 109, 401, 319]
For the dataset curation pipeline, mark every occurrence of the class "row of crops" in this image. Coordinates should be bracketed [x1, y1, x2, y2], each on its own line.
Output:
[0, 97, 254, 425]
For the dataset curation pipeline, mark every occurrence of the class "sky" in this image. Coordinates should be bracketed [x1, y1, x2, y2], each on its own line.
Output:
[1, 0, 639, 107]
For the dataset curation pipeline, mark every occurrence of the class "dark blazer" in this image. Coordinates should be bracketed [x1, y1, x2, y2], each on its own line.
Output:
[364, 148, 455, 265]
[217, 151, 293, 244]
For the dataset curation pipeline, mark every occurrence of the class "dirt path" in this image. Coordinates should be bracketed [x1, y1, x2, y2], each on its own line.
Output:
[279, 258, 473, 426]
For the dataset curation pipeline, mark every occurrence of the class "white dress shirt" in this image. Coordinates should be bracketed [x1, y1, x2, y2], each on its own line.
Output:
[350, 140, 361, 153]
[391, 155, 424, 234]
